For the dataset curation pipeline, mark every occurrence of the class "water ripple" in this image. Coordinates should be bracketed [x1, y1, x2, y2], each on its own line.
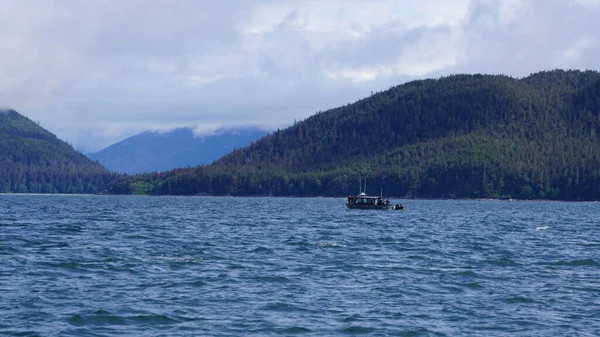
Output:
[1, 196, 600, 336]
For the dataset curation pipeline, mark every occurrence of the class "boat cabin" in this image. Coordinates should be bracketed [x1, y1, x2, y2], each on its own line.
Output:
[347, 193, 386, 206]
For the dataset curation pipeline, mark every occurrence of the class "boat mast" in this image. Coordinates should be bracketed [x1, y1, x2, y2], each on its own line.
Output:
[358, 178, 367, 195]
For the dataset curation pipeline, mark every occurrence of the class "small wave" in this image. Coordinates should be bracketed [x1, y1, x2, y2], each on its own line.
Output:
[284, 239, 311, 246]
[58, 225, 83, 233]
[503, 296, 535, 304]
[48, 261, 81, 270]
[260, 302, 314, 313]
[340, 325, 376, 334]
[458, 270, 483, 278]
[377, 236, 396, 242]
[39, 242, 70, 249]
[68, 313, 178, 326]
[553, 259, 600, 267]
[129, 314, 179, 324]
[68, 313, 125, 326]
[483, 258, 521, 267]
[392, 327, 434, 336]
[536, 226, 549, 230]
[155, 256, 203, 262]
[93, 309, 111, 315]
[0, 246, 18, 254]
[250, 246, 272, 253]
[340, 314, 364, 323]
[283, 240, 345, 249]
[316, 242, 345, 248]
[228, 263, 245, 269]
[0, 221, 27, 227]
[186, 280, 209, 287]
[292, 266, 314, 274]
[1, 330, 42, 336]
[252, 275, 290, 283]
[462, 282, 484, 289]
[443, 286, 465, 294]
[281, 326, 312, 334]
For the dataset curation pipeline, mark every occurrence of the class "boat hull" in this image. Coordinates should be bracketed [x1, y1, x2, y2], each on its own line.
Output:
[345, 203, 402, 210]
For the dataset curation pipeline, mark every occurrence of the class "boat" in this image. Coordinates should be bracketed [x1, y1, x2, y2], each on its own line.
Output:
[345, 181, 403, 210]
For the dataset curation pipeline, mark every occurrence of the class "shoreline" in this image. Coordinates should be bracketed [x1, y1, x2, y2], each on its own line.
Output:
[1, 192, 597, 202]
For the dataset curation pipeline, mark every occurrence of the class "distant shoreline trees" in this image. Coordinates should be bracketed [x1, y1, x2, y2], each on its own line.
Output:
[3, 70, 600, 200]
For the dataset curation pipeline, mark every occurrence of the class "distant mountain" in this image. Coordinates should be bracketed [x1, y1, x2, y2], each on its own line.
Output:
[0, 109, 117, 193]
[87, 127, 268, 174]
[108, 69, 600, 200]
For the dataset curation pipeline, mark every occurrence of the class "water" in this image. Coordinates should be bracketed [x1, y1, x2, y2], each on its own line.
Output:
[1, 195, 600, 336]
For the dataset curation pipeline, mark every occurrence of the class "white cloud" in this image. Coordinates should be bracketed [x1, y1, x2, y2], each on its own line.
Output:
[0, 0, 599, 151]
[554, 36, 598, 67]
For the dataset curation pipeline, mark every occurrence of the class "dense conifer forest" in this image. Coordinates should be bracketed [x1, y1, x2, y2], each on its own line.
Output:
[0, 110, 118, 193]
[3, 69, 600, 200]
[106, 70, 600, 200]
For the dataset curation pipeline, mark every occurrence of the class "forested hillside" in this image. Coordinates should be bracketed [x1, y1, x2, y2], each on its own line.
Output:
[108, 69, 600, 200]
[0, 109, 117, 193]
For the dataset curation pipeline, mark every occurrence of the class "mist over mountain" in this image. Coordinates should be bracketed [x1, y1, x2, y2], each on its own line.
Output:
[87, 127, 268, 174]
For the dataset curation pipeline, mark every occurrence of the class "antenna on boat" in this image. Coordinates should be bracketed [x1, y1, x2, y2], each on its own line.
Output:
[358, 178, 367, 196]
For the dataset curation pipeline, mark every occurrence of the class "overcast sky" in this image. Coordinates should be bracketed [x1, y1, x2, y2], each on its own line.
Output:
[1, 0, 600, 152]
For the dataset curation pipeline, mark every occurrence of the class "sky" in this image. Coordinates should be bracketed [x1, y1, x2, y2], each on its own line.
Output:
[1, 0, 600, 152]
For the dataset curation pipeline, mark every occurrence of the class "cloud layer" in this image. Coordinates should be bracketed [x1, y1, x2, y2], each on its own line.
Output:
[1, 0, 599, 151]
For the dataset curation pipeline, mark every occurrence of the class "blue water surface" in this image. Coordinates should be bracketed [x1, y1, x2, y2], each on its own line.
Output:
[1, 195, 599, 336]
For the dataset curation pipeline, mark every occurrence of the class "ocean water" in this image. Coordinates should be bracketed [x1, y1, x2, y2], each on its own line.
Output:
[1, 195, 599, 336]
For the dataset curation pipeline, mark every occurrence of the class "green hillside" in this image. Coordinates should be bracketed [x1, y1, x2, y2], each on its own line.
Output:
[106, 69, 600, 200]
[0, 109, 118, 193]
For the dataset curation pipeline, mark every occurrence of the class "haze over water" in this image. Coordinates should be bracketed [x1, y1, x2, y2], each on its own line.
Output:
[1, 195, 599, 336]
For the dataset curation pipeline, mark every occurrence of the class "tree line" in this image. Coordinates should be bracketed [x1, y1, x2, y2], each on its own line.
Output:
[107, 70, 600, 200]
[3, 69, 600, 200]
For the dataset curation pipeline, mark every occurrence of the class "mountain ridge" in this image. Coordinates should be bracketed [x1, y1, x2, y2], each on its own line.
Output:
[3, 69, 600, 200]
[107, 69, 600, 200]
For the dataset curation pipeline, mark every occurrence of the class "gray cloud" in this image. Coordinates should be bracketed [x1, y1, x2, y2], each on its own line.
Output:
[454, 0, 600, 76]
[0, 0, 599, 152]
